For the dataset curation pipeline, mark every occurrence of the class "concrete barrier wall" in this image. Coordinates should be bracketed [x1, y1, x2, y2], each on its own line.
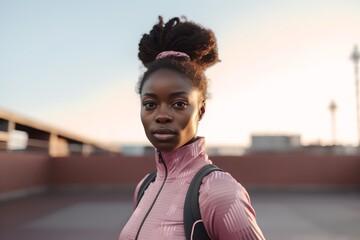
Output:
[212, 154, 360, 188]
[50, 155, 155, 187]
[0, 152, 49, 194]
[49, 153, 360, 189]
[1, 152, 359, 196]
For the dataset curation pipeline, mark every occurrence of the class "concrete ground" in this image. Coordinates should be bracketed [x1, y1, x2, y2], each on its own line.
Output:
[0, 189, 359, 240]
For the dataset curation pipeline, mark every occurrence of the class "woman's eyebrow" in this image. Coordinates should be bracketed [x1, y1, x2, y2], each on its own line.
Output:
[142, 93, 157, 98]
[169, 91, 188, 97]
[142, 91, 189, 98]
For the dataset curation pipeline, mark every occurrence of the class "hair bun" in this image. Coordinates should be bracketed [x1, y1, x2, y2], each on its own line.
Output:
[138, 16, 219, 69]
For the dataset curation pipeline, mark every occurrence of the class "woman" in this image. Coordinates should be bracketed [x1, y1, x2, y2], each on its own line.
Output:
[119, 16, 265, 240]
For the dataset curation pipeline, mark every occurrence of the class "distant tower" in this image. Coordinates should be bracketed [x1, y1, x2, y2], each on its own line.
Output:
[329, 100, 337, 145]
[351, 45, 360, 146]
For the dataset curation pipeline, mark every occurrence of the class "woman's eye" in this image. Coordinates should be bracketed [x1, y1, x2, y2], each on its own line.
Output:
[143, 102, 157, 110]
[173, 101, 187, 109]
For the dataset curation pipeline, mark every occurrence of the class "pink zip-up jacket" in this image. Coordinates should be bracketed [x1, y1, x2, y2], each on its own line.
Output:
[119, 138, 265, 240]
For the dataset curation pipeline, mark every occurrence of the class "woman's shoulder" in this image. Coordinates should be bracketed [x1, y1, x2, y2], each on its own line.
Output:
[199, 170, 252, 207]
[201, 170, 247, 192]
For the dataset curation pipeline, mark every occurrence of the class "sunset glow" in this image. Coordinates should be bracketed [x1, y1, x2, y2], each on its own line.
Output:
[1, 0, 360, 147]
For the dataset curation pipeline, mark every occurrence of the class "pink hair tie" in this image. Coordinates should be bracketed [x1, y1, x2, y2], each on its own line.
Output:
[156, 51, 191, 61]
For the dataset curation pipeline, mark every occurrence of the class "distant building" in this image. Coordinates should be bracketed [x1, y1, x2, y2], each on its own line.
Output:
[248, 134, 302, 153]
[120, 145, 154, 156]
[302, 144, 360, 155]
[206, 146, 246, 156]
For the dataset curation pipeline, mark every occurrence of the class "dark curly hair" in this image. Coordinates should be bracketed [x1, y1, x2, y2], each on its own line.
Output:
[137, 16, 219, 100]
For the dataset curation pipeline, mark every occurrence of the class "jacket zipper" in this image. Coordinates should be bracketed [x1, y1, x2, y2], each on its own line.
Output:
[135, 151, 168, 240]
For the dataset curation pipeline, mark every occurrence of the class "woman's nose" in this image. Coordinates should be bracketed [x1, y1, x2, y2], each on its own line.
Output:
[155, 114, 172, 123]
[155, 106, 173, 123]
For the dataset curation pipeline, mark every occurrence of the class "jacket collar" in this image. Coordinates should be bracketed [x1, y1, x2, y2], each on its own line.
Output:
[154, 137, 208, 179]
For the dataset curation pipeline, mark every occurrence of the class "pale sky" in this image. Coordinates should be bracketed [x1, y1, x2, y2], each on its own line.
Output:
[1, 0, 360, 147]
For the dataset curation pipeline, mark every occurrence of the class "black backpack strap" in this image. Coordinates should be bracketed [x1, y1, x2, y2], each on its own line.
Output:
[135, 171, 157, 208]
[184, 164, 224, 240]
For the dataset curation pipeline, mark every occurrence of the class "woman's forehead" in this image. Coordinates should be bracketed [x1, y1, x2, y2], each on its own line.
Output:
[142, 69, 193, 93]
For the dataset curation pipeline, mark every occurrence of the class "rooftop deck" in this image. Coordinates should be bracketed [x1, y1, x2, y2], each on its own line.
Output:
[0, 189, 359, 240]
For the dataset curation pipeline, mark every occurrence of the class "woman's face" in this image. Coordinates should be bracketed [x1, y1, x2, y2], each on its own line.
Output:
[140, 69, 205, 152]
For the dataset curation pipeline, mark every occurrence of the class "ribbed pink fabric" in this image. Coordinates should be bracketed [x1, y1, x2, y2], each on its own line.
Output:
[119, 138, 265, 240]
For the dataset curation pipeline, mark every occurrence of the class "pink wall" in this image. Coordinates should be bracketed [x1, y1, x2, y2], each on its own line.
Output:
[50, 155, 155, 186]
[211, 154, 360, 188]
[0, 152, 49, 193]
[49, 153, 360, 189]
[1, 152, 359, 196]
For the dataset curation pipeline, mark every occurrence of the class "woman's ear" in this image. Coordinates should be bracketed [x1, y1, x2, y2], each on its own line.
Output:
[198, 101, 206, 121]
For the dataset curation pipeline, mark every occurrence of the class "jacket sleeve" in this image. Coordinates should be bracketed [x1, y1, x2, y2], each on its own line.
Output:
[199, 171, 265, 240]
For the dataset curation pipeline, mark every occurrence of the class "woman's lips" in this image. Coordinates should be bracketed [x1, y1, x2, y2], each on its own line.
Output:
[152, 128, 177, 141]
[153, 133, 177, 141]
